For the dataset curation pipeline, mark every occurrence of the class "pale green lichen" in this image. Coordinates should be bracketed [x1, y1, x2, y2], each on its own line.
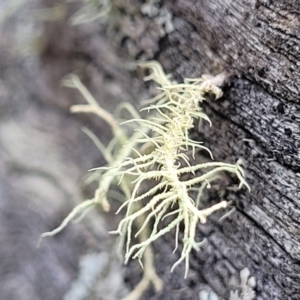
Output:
[40, 61, 250, 299]
[104, 61, 249, 277]
[68, 0, 111, 25]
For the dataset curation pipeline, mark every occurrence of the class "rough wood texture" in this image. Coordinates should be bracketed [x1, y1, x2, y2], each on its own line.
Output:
[103, 0, 300, 299]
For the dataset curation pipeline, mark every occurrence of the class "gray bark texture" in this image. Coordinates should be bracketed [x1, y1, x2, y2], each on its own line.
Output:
[1, 0, 300, 300]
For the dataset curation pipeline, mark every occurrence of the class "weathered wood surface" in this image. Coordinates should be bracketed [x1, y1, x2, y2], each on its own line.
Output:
[103, 0, 300, 299]
[1, 0, 300, 299]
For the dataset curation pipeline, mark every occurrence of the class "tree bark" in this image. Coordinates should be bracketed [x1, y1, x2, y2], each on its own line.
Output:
[104, 1, 300, 299]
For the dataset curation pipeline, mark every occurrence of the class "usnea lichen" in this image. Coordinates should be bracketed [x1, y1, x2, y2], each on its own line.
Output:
[39, 61, 249, 299]
[68, 0, 111, 25]
[105, 62, 249, 277]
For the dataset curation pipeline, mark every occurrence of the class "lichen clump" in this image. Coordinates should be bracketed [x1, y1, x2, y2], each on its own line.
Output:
[40, 61, 249, 298]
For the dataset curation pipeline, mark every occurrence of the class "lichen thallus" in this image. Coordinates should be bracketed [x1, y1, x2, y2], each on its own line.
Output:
[39, 61, 249, 296]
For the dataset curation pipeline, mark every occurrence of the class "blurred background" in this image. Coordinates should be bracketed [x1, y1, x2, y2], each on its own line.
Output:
[0, 1, 131, 299]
